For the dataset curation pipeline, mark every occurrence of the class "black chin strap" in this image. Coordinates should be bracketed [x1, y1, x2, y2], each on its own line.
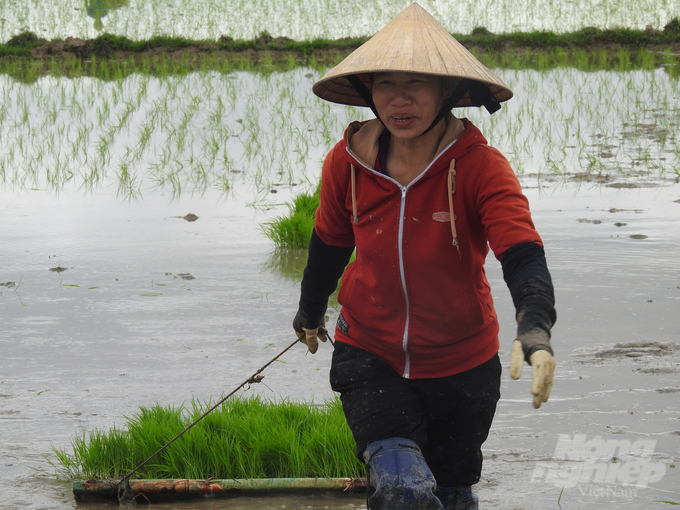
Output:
[421, 79, 502, 136]
[346, 75, 502, 137]
[347, 75, 382, 124]
[420, 79, 472, 136]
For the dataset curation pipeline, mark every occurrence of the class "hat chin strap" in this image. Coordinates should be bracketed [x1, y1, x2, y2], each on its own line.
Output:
[346, 75, 383, 124]
[420, 79, 502, 136]
[346, 76, 502, 138]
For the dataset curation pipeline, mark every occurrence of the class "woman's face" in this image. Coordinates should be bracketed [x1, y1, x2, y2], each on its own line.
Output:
[371, 72, 451, 140]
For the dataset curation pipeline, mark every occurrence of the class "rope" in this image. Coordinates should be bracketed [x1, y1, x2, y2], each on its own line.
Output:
[116, 335, 304, 505]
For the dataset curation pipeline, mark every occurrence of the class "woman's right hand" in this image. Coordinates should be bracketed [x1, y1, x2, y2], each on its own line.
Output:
[293, 311, 328, 354]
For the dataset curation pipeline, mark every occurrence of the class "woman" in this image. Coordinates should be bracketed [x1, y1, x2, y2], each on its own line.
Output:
[293, 4, 556, 509]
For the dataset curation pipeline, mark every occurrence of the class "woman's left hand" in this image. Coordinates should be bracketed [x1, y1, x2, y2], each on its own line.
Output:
[510, 340, 556, 409]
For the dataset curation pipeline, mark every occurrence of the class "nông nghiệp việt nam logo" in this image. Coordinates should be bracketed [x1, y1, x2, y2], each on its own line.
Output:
[531, 434, 667, 491]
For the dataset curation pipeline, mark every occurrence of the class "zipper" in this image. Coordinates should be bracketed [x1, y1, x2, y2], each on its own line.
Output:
[397, 185, 411, 378]
[345, 139, 458, 379]
[345, 155, 415, 378]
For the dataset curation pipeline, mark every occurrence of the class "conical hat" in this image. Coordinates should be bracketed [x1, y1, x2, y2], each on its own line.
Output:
[312, 3, 513, 108]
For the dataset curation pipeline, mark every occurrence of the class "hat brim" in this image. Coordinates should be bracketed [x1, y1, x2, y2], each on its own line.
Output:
[313, 71, 513, 108]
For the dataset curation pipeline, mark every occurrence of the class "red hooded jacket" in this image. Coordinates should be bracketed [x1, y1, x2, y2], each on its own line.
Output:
[314, 115, 543, 378]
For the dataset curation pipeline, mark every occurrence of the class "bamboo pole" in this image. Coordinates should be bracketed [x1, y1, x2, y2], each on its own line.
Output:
[73, 477, 369, 501]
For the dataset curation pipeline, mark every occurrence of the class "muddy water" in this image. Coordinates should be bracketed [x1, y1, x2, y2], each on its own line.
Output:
[2, 178, 680, 510]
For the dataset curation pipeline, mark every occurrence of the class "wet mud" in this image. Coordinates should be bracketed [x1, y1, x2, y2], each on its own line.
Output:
[172, 213, 200, 222]
[1, 181, 679, 509]
[573, 341, 680, 359]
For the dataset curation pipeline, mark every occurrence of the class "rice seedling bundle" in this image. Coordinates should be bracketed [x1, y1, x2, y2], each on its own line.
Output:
[261, 185, 320, 248]
[54, 395, 364, 480]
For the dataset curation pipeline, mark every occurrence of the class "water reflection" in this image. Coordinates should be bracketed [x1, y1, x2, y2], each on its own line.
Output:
[263, 248, 308, 282]
[86, 0, 130, 31]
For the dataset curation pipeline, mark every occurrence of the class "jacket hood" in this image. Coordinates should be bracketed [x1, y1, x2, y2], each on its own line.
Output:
[343, 113, 488, 173]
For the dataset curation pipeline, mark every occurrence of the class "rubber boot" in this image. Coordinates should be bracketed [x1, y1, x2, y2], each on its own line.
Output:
[433, 486, 479, 510]
[362, 437, 444, 510]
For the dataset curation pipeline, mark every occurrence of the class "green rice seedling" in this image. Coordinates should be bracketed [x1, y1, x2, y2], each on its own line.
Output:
[51, 395, 364, 481]
[115, 160, 141, 200]
[214, 172, 233, 199]
[261, 185, 320, 249]
[188, 161, 210, 195]
[261, 209, 316, 250]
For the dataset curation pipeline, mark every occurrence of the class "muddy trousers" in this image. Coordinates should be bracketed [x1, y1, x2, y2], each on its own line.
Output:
[329, 341, 501, 508]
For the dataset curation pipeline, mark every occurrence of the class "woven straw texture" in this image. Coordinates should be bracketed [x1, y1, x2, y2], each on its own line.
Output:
[312, 3, 513, 107]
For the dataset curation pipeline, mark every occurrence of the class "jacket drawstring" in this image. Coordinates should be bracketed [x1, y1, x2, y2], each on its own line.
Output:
[351, 164, 359, 224]
[447, 159, 461, 259]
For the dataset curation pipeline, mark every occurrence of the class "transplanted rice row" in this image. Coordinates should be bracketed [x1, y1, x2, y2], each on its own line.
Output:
[2, 0, 680, 41]
[0, 64, 677, 203]
[53, 395, 364, 480]
[0, 27, 678, 206]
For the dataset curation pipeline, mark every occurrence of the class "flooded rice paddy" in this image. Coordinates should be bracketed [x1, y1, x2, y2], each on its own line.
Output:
[1, 67, 678, 200]
[2, 0, 680, 41]
[1, 28, 680, 510]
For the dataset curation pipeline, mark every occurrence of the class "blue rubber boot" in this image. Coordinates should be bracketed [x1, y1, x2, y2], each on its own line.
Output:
[433, 486, 479, 510]
[362, 437, 444, 510]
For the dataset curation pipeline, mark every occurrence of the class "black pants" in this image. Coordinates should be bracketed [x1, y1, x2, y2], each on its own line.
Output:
[330, 341, 501, 487]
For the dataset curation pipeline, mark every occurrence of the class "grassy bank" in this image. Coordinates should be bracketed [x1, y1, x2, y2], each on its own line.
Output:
[52, 395, 363, 480]
[1, 22, 680, 82]
[4, 19, 680, 56]
[3, 46, 679, 84]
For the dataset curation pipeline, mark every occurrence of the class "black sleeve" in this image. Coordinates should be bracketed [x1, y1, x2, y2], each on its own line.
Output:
[294, 228, 355, 330]
[501, 242, 556, 353]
